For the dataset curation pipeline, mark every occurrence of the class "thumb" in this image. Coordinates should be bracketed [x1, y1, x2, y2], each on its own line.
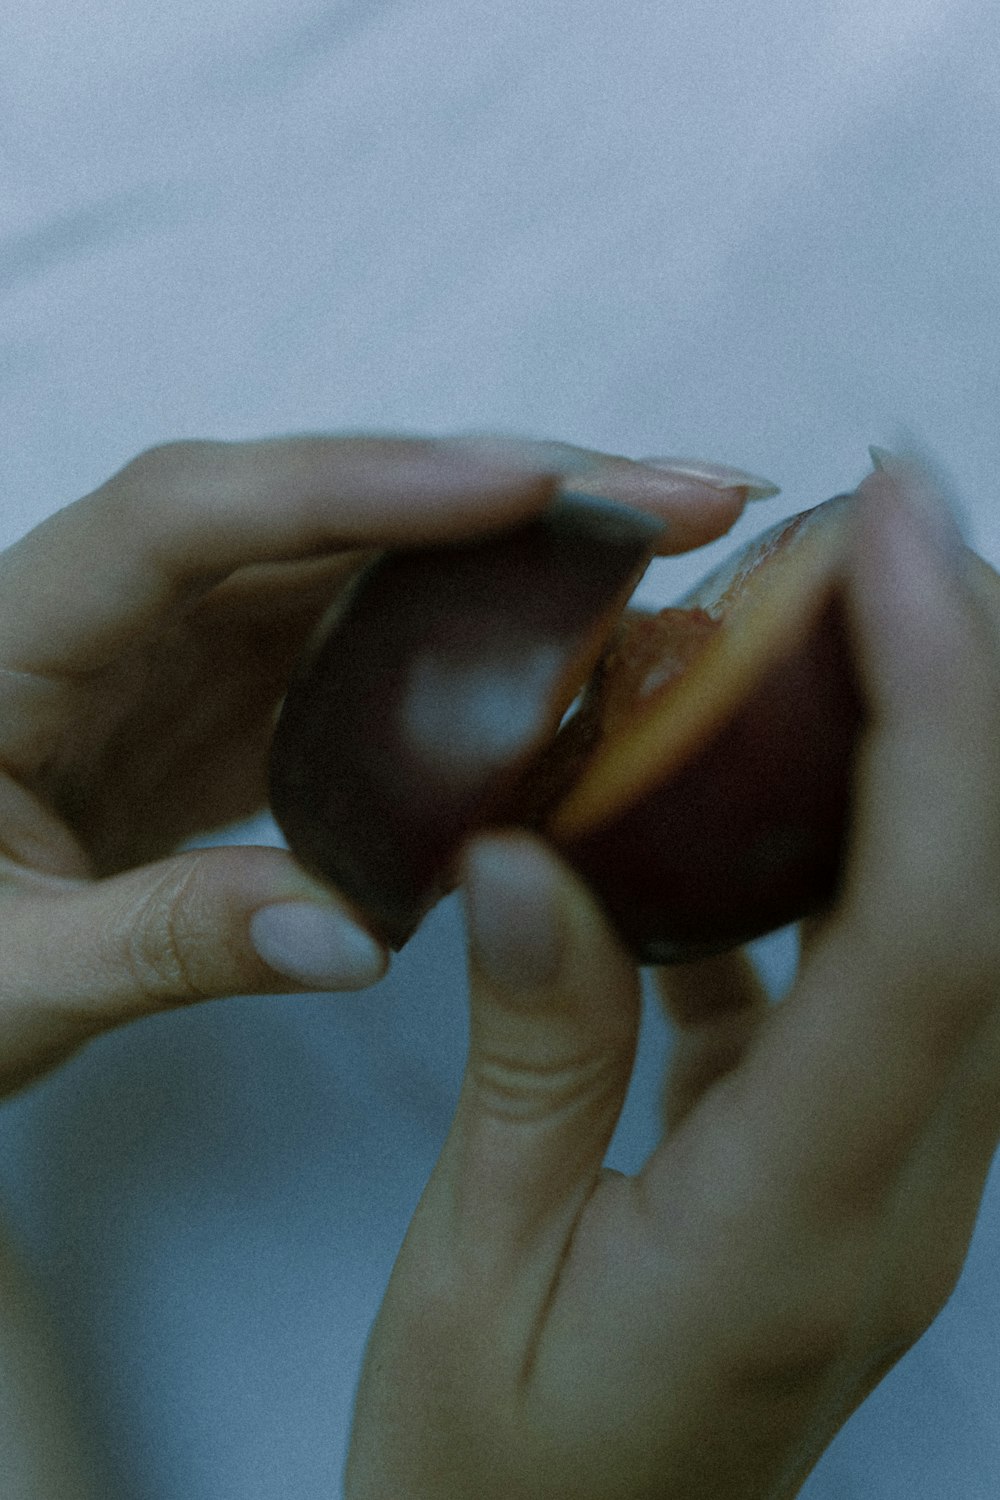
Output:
[2, 845, 386, 1083]
[444, 832, 640, 1263]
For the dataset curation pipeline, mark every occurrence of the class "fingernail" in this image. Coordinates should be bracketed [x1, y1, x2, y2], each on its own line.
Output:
[440, 434, 601, 477]
[864, 446, 966, 562]
[463, 836, 565, 992]
[250, 902, 386, 990]
[636, 457, 781, 501]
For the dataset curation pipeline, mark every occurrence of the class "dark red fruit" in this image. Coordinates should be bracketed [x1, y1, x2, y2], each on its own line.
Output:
[269, 489, 868, 960]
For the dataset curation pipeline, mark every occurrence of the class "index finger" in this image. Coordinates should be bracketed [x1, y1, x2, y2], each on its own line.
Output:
[0, 436, 564, 676]
[0, 435, 768, 678]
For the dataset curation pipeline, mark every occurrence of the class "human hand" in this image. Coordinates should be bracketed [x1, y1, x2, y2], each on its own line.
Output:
[0, 434, 761, 1098]
[345, 460, 1000, 1499]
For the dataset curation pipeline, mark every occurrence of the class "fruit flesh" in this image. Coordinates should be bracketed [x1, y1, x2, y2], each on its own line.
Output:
[590, 608, 723, 732]
[513, 607, 725, 837]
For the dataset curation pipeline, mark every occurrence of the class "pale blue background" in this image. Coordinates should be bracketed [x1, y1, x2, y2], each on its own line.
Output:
[2, 2, 999, 1494]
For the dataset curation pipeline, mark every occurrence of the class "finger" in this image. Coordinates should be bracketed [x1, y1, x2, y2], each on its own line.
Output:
[656, 951, 769, 1132]
[0, 844, 387, 1095]
[450, 441, 781, 552]
[735, 461, 1000, 1214]
[657, 947, 767, 1028]
[0, 437, 562, 677]
[564, 451, 780, 554]
[436, 832, 640, 1284]
[0, 437, 772, 678]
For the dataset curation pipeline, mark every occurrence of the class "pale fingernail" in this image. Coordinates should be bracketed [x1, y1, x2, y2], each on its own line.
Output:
[636, 457, 781, 500]
[463, 836, 565, 993]
[865, 446, 966, 562]
[250, 902, 386, 990]
[440, 434, 601, 477]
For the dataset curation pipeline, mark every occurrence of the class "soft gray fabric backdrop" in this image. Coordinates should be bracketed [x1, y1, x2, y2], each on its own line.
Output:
[3, 2, 999, 1494]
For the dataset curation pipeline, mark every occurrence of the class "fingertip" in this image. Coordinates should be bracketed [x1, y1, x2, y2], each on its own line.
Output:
[461, 830, 638, 1016]
[218, 845, 389, 992]
[651, 485, 751, 554]
[847, 468, 975, 723]
[249, 900, 388, 991]
[462, 832, 567, 996]
[566, 471, 751, 554]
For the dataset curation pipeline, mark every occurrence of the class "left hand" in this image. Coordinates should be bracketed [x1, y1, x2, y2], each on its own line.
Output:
[0, 433, 755, 1097]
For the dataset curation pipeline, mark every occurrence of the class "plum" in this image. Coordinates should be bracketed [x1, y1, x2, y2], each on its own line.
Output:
[268, 488, 869, 960]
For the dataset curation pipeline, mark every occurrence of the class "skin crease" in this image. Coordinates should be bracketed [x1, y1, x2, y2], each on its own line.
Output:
[344, 464, 1000, 1499]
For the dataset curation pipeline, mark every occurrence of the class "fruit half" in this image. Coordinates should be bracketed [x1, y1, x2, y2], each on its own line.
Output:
[547, 496, 862, 959]
[268, 494, 665, 949]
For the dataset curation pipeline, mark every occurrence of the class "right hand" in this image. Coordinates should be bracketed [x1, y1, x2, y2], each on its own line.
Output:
[346, 459, 1000, 1499]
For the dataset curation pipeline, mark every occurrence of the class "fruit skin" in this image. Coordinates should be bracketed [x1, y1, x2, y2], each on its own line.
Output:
[270, 488, 866, 963]
[555, 597, 863, 962]
[268, 494, 664, 949]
